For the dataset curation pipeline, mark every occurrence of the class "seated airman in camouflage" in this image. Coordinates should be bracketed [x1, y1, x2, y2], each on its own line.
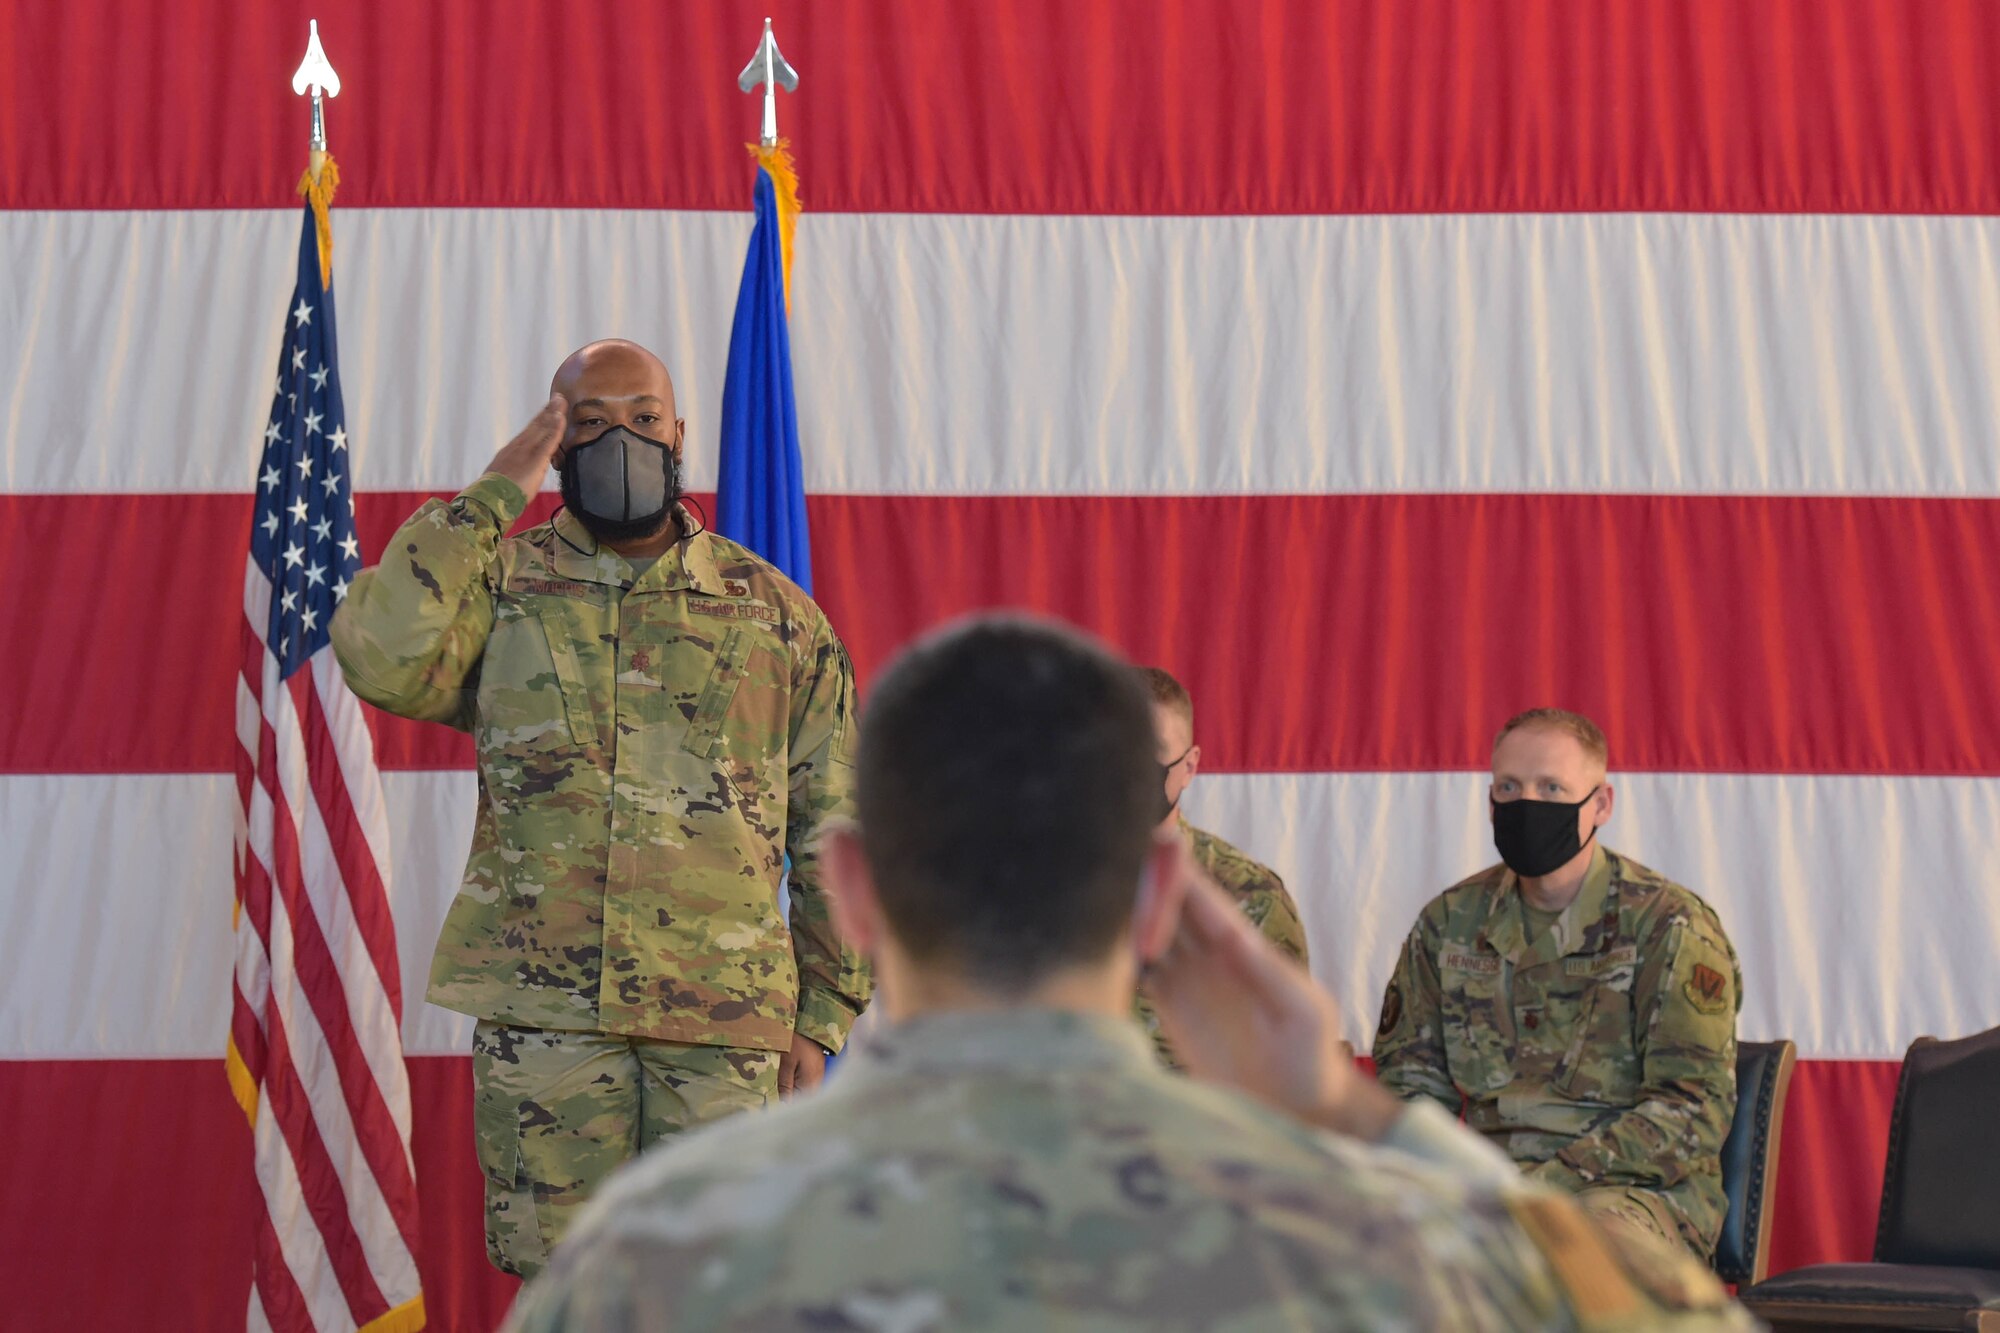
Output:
[505, 618, 1752, 1331]
[1374, 707, 1742, 1261]
[1133, 665, 1309, 1068]
[331, 340, 869, 1278]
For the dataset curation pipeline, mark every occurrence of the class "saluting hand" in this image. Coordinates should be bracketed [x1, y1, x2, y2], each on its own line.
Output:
[484, 393, 568, 496]
[1144, 870, 1403, 1143]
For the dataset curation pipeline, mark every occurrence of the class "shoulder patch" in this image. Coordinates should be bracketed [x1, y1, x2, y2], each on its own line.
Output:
[1376, 982, 1404, 1039]
[1683, 963, 1730, 1014]
[687, 596, 779, 624]
[1503, 1194, 1647, 1326]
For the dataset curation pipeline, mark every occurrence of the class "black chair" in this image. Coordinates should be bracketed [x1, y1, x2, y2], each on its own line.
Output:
[1717, 1039, 1798, 1287]
[1740, 1025, 2000, 1331]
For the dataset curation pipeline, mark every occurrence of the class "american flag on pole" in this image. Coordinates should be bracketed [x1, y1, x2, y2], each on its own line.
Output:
[227, 161, 426, 1333]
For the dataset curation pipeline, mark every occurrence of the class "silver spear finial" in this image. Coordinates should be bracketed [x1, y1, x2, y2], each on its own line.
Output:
[291, 19, 342, 152]
[737, 17, 798, 146]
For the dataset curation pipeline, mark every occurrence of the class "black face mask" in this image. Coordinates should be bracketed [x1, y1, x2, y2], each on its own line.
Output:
[558, 425, 681, 545]
[1491, 787, 1600, 878]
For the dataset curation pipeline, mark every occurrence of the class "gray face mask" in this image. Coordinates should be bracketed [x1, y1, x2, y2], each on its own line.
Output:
[558, 425, 680, 543]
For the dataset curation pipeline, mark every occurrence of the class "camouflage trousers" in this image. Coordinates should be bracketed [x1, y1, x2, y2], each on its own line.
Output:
[471, 1021, 777, 1279]
[1576, 1186, 1699, 1260]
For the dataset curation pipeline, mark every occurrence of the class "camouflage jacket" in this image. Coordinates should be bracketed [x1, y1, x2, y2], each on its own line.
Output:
[505, 1009, 1750, 1332]
[1137, 820, 1309, 1069]
[1372, 845, 1741, 1257]
[330, 474, 870, 1053]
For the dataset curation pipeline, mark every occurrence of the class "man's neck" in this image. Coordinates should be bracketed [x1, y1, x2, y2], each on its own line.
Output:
[875, 954, 1134, 1027]
[1515, 842, 1597, 912]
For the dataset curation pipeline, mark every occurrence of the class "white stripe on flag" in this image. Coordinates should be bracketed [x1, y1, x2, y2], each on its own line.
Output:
[6, 208, 2000, 496]
[9, 768, 2000, 1061]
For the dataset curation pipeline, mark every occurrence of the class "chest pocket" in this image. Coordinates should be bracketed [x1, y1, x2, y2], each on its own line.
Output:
[1441, 955, 1515, 1096]
[477, 599, 594, 751]
[680, 625, 789, 812]
[1550, 966, 1640, 1103]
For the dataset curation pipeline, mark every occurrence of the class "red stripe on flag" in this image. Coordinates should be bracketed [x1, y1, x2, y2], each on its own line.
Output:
[246, 727, 394, 1323]
[297, 673, 406, 1027]
[9, 492, 2000, 776]
[251, 1220, 317, 1333]
[5, 0, 1999, 214]
[231, 978, 271, 1087]
[251, 698, 420, 1231]
[0, 1054, 1893, 1328]
[248, 701, 425, 1260]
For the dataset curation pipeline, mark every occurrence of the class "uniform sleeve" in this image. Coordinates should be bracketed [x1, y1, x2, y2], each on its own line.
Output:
[330, 473, 523, 729]
[1242, 870, 1311, 967]
[1372, 1106, 1753, 1329]
[783, 611, 872, 1053]
[1526, 913, 1739, 1197]
[1372, 911, 1460, 1112]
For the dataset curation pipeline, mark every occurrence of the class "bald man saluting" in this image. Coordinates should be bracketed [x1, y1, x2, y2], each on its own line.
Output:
[332, 341, 869, 1278]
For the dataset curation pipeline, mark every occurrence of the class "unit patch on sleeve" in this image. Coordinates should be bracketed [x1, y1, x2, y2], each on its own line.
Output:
[1683, 963, 1730, 1014]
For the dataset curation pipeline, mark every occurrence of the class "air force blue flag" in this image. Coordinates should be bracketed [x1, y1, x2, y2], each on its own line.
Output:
[716, 146, 811, 591]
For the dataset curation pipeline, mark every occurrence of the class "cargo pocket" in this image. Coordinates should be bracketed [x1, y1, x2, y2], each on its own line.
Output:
[532, 606, 595, 748]
[1552, 979, 1638, 1102]
[475, 602, 593, 751]
[1442, 968, 1516, 1096]
[471, 1039, 544, 1277]
[682, 626, 782, 813]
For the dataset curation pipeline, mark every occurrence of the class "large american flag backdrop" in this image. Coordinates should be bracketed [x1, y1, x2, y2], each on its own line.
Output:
[4, 2, 2000, 1327]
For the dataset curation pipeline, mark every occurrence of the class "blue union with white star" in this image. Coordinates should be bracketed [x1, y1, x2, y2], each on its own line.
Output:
[252, 204, 364, 680]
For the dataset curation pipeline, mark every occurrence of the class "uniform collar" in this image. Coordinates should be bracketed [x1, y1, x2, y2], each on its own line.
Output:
[844, 1008, 1156, 1080]
[1485, 843, 1617, 966]
[547, 506, 728, 595]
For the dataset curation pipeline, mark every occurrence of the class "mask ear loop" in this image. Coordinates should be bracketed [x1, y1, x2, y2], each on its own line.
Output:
[549, 504, 599, 558]
[675, 493, 710, 541]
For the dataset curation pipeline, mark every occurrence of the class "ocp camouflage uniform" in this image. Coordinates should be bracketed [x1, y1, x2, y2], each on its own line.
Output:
[1136, 820, 1308, 1069]
[1373, 845, 1740, 1260]
[331, 474, 870, 1276]
[504, 1010, 1753, 1332]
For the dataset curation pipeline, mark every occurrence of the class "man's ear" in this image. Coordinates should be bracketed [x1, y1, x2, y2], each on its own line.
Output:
[1593, 781, 1616, 830]
[672, 417, 687, 459]
[1132, 831, 1192, 966]
[1184, 743, 1202, 784]
[821, 824, 881, 959]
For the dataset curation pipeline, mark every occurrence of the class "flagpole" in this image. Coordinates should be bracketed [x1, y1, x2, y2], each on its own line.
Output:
[292, 18, 341, 185]
[292, 20, 342, 285]
[737, 16, 799, 147]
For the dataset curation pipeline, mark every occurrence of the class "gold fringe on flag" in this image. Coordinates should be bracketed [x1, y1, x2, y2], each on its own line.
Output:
[297, 149, 341, 289]
[356, 1295, 428, 1333]
[224, 1033, 259, 1125]
[749, 140, 800, 312]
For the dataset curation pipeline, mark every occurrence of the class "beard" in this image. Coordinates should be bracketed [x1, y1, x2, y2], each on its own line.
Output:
[558, 452, 680, 546]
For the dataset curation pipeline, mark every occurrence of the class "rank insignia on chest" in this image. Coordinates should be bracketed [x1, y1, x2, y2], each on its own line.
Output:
[723, 578, 750, 597]
[1684, 962, 1730, 1013]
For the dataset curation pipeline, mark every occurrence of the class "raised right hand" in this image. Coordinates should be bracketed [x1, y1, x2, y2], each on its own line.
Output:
[484, 393, 568, 495]
[1143, 869, 1403, 1143]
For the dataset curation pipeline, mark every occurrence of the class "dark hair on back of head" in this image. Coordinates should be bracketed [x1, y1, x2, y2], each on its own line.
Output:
[856, 615, 1161, 993]
[1137, 666, 1193, 726]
